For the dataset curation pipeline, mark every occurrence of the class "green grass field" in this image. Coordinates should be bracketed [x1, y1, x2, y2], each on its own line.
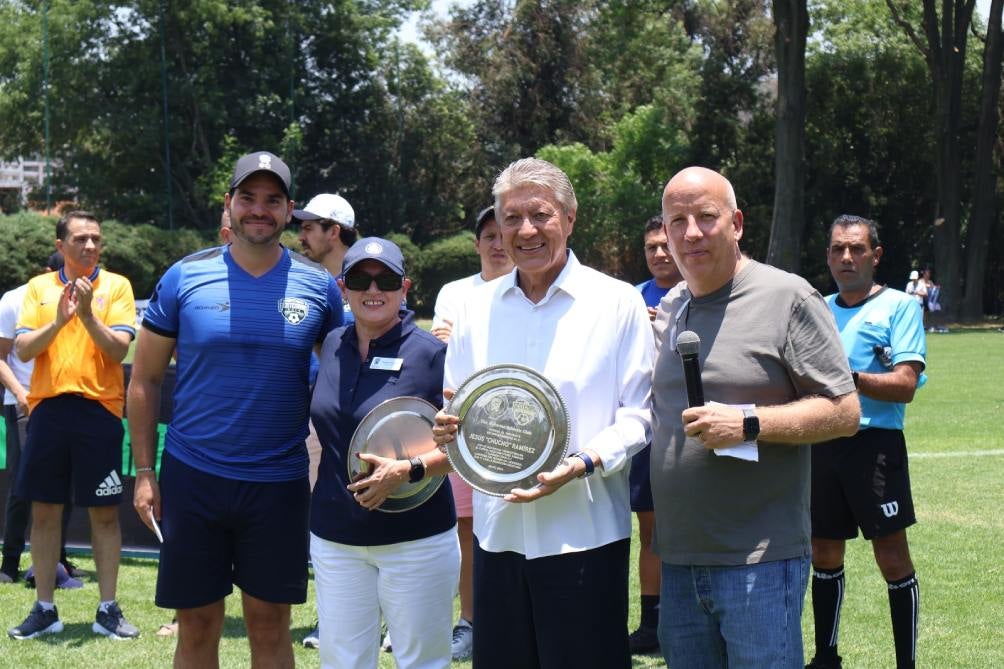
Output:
[2, 330, 1002, 667]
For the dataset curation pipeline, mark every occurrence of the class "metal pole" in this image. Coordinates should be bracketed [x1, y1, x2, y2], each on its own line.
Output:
[42, 0, 51, 213]
[159, 0, 173, 229]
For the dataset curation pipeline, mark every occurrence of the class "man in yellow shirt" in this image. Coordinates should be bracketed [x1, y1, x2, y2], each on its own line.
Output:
[7, 211, 138, 641]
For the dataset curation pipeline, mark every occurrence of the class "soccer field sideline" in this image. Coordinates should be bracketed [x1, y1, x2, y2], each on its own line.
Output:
[1, 331, 1001, 667]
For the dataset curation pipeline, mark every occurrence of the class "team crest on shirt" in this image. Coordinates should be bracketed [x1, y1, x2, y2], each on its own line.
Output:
[278, 297, 309, 325]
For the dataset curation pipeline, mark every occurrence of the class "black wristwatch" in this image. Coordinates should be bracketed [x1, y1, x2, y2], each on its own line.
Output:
[742, 408, 760, 442]
[408, 456, 426, 483]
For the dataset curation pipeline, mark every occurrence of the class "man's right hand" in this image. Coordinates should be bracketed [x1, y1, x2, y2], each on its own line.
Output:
[432, 388, 459, 446]
[430, 319, 453, 343]
[133, 472, 162, 532]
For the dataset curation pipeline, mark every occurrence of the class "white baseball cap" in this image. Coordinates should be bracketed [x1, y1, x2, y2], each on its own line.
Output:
[909, 270, 919, 280]
[293, 193, 355, 228]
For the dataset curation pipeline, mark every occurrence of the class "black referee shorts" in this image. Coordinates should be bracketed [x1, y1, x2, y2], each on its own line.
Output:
[811, 427, 916, 541]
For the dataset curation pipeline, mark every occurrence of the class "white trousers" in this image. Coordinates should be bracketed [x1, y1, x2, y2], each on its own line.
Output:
[310, 528, 460, 669]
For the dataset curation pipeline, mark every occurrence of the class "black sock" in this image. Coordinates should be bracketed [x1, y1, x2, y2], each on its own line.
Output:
[811, 565, 845, 659]
[887, 572, 919, 669]
[639, 594, 659, 630]
[1, 554, 19, 578]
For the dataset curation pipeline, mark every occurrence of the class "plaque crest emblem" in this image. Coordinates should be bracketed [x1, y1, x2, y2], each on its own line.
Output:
[278, 297, 309, 324]
[511, 399, 537, 426]
[485, 395, 508, 420]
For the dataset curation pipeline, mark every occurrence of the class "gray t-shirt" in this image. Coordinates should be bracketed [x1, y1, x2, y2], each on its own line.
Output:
[650, 260, 854, 566]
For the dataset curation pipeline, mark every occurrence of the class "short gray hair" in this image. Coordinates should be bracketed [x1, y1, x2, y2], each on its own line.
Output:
[493, 158, 577, 215]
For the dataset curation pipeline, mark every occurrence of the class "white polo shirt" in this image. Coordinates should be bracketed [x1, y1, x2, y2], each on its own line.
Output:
[0, 284, 32, 406]
[444, 251, 653, 559]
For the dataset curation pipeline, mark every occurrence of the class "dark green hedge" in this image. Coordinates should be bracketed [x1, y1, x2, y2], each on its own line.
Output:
[0, 213, 481, 316]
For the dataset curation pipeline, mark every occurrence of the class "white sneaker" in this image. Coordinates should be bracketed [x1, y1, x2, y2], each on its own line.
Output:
[451, 618, 473, 660]
[381, 628, 392, 653]
[303, 622, 319, 649]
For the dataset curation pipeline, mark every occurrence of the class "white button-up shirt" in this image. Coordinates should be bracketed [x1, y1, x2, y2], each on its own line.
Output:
[444, 251, 653, 559]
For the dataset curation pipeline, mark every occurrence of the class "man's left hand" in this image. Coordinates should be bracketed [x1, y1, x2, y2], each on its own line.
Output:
[73, 277, 95, 318]
[682, 404, 745, 450]
[504, 453, 589, 503]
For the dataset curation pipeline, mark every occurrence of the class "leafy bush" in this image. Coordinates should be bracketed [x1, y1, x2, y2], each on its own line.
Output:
[0, 212, 211, 297]
[413, 232, 480, 313]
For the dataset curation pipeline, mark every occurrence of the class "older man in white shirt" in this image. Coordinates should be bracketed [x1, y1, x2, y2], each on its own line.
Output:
[433, 157, 653, 669]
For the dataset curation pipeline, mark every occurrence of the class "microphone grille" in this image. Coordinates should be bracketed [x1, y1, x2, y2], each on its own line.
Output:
[676, 330, 701, 357]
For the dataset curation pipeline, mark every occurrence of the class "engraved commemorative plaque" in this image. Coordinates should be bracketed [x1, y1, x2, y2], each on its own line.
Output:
[347, 397, 445, 513]
[446, 364, 570, 496]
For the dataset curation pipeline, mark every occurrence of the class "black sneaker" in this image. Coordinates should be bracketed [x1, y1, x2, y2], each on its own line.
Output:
[628, 625, 660, 654]
[8, 602, 64, 640]
[806, 655, 843, 669]
[92, 601, 140, 640]
[61, 559, 86, 579]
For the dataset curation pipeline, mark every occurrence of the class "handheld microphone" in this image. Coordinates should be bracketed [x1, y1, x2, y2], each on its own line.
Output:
[676, 330, 705, 407]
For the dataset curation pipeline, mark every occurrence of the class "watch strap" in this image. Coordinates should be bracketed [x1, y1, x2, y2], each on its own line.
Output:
[570, 452, 595, 478]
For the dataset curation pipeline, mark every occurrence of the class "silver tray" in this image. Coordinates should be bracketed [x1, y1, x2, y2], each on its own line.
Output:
[446, 364, 570, 496]
[347, 396, 445, 513]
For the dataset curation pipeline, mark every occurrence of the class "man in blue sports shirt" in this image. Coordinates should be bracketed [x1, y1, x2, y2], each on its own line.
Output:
[628, 214, 681, 654]
[127, 151, 343, 667]
[806, 215, 926, 669]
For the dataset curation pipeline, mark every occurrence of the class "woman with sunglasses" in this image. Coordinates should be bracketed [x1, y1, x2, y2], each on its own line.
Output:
[307, 237, 458, 669]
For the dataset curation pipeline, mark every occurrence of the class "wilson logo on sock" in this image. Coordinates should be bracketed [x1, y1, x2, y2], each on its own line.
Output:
[95, 471, 123, 497]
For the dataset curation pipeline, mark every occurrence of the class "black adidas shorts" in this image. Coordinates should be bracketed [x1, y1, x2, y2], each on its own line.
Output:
[810, 427, 916, 541]
[16, 394, 125, 507]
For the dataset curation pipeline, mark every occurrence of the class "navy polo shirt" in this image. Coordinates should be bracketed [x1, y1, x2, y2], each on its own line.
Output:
[309, 311, 456, 546]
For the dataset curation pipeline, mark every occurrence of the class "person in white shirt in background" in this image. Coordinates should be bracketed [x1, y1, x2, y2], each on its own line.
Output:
[429, 205, 513, 660]
[433, 157, 653, 669]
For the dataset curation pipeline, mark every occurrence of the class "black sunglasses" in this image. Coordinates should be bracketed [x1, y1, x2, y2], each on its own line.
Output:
[344, 270, 403, 292]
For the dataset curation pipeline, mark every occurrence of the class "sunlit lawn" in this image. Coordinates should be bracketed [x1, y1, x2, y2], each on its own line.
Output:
[3, 329, 1002, 667]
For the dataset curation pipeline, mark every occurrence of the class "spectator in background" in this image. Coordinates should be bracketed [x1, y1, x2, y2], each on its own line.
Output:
[627, 214, 682, 655]
[429, 205, 514, 660]
[807, 215, 925, 669]
[0, 252, 79, 586]
[219, 207, 232, 243]
[8, 211, 138, 640]
[293, 192, 358, 650]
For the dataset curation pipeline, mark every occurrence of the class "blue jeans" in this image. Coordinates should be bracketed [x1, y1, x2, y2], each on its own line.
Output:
[658, 556, 810, 669]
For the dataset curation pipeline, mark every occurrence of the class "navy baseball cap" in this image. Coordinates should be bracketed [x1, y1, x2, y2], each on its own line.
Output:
[342, 237, 406, 277]
[229, 151, 291, 198]
[474, 206, 495, 238]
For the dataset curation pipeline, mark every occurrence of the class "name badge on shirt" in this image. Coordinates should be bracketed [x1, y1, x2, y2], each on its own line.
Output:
[371, 357, 403, 371]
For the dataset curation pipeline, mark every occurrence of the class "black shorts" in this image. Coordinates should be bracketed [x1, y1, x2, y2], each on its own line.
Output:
[155, 450, 310, 609]
[629, 444, 654, 512]
[16, 395, 125, 507]
[810, 428, 916, 541]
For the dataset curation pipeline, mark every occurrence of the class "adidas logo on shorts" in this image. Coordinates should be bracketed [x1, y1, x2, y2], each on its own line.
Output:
[95, 470, 123, 497]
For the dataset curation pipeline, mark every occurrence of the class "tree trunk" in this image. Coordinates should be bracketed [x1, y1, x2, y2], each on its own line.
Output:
[766, 0, 808, 273]
[963, 0, 1004, 320]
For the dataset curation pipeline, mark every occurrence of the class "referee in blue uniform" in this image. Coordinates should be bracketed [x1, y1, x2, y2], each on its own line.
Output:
[128, 151, 343, 667]
[807, 215, 926, 669]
